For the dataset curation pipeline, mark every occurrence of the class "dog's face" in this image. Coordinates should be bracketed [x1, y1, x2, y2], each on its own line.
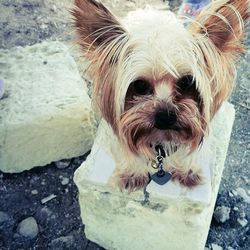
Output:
[73, 0, 249, 158]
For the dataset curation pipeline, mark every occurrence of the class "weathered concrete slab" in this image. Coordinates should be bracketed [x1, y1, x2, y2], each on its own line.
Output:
[74, 102, 235, 250]
[0, 41, 95, 173]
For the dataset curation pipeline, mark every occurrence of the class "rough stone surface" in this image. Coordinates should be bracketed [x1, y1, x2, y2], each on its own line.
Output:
[74, 103, 235, 250]
[17, 217, 39, 239]
[213, 206, 231, 223]
[0, 41, 95, 173]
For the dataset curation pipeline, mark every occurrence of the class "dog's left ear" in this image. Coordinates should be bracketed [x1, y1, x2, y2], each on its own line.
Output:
[190, 0, 249, 117]
[190, 0, 249, 53]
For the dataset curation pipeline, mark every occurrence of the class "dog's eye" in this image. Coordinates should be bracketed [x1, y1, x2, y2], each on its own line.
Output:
[177, 75, 195, 91]
[132, 80, 153, 95]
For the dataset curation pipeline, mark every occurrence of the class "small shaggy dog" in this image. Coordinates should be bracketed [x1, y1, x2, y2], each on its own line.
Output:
[72, 0, 249, 191]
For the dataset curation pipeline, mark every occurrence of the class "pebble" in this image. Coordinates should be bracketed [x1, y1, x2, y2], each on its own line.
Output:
[49, 235, 75, 248]
[41, 194, 57, 204]
[231, 190, 238, 196]
[213, 206, 230, 223]
[61, 177, 69, 185]
[55, 159, 71, 169]
[36, 206, 55, 224]
[211, 243, 223, 250]
[51, 5, 57, 12]
[31, 189, 38, 195]
[39, 207, 53, 218]
[17, 217, 39, 239]
[237, 218, 248, 227]
[0, 211, 10, 224]
[236, 187, 250, 204]
[40, 23, 47, 30]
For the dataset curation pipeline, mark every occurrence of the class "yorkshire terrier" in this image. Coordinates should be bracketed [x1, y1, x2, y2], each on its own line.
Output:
[72, 0, 249, 192]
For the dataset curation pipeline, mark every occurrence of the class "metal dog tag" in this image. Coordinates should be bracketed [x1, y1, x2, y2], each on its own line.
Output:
[151, 169, 172, 185]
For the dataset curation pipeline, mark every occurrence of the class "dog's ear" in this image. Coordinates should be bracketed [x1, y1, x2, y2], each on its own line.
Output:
[72, 0, 127, 58]
[190, 0, 249, 53]
[72, 0, 129, 132]
[190, 0, 249, 118]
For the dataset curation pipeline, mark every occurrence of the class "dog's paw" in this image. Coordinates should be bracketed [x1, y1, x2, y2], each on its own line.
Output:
[170, 168, 203, 188]
[116, 172, 149, 192]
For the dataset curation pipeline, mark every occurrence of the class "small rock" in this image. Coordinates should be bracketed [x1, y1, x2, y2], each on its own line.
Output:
[49, 235, 75, 248]
[73, 156, 86, 166]
[236, 187, 250, 204]
[31, 189, 38, 195]
[55, 159, 71, 169]
[213, 206, 230, 223]
[17, 217, 39, 239]
[51, 5, 57, 12]
[36, 207, 55, 224]
[239, 211, 246, 219]
[232, 190, 238, 196]
[39, 207, 53, 218]
[0, 211, 10, 224]
[41, 194, 57, 204]
[227, 247, 236, 250]
[233, 206, 239, 211]
[40, 23, 47, 30]
[237, 218, 248, 227]
[61, 177, 69, 185]
[211, 243, 223, 250]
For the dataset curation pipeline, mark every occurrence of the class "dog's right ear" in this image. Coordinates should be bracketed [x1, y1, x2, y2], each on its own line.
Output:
[72, 0, 129, 133]
[72, 0, 127, 59]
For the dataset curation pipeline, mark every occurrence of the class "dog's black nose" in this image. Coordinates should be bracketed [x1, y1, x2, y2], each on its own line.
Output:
[154, 110, 177, 130]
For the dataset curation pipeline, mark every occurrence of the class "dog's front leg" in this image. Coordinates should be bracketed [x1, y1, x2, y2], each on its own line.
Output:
[110, 154, 150, 192]
[167, 151, 204, 188]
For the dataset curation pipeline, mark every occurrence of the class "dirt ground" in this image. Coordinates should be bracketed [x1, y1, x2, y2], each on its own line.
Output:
[0, 0, 249, 249]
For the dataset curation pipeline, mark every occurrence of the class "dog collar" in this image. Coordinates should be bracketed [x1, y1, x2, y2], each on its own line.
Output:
[149, 144, 172, 185]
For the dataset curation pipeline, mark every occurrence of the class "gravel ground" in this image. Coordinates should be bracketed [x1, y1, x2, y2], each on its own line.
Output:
[0, 0, 249, 249]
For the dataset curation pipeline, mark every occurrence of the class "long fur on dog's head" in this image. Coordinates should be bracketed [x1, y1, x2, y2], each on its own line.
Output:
[72, 0, 249, 158]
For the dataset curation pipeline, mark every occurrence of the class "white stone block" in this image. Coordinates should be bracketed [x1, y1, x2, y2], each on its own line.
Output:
[74, 102, 235, 250]
[0, 41, 95, 173]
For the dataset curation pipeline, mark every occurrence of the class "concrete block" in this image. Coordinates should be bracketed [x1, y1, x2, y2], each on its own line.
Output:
[74, 102, 235, 250]
[0, 41, 95, 173]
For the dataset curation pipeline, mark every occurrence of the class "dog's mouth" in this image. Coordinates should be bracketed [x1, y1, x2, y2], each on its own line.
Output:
[119, 121, 193, 158]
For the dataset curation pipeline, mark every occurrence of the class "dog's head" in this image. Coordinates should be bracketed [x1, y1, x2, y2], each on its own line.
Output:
[73, 0, 249, 158]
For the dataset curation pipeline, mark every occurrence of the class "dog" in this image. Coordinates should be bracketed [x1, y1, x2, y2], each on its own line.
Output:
[72, 0, 249, 192]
